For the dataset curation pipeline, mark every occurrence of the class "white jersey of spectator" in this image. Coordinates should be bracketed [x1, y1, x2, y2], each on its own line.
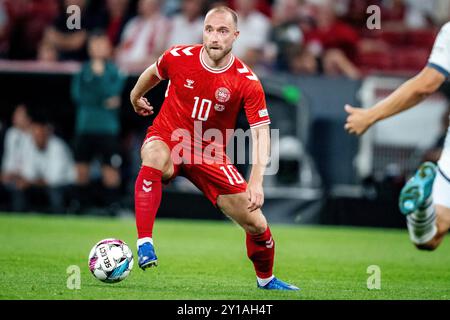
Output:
[427, 21, 450, 207]
[167, 13, 203, 47]
[233, 10, 271, 59]
[116, 14, 171, 67]
[22, 135, 76, 187]
[1, 127, 32, 177]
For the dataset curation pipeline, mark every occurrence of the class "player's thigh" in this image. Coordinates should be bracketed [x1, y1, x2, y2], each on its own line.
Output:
[140, 139, 174, 180]
[217, 192, 268, 234]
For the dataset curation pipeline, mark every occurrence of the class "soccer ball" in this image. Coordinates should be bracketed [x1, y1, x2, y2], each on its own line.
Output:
[88, 238, 134, 283]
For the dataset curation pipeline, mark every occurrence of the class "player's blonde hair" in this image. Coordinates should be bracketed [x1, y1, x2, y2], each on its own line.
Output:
[205, 6, 238, 28]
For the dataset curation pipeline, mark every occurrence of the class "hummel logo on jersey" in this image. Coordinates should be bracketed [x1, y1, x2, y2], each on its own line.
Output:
[214, 104, 225, 112]
[142, 179, 152, 192]
[184, 79, 195, 89]
[265, 237, 274, 249]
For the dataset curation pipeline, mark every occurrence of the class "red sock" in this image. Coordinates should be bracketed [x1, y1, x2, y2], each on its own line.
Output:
[135, 166, 162, 238]
[246, 226, 274, 278]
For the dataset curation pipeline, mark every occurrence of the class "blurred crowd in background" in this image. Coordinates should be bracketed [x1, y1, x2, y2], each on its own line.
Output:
[0, 0, 449, 76]
[1, 0, 450, 216]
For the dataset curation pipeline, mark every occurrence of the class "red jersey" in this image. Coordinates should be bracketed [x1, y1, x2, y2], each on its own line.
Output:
[152, 44, 271, 151]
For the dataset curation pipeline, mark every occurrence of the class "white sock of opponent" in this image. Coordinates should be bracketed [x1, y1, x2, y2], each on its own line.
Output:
[406, 198, 437, 244]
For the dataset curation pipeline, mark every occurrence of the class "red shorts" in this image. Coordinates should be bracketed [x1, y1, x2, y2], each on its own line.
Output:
[141, 127, 247, 206]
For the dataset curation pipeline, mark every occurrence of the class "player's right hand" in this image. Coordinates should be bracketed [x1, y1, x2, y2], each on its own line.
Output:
[344, 104, 374, 136]
[132, 97, 154, 117]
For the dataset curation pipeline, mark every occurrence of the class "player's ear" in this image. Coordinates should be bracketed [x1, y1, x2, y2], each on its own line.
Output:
[234, 30, 240, 40]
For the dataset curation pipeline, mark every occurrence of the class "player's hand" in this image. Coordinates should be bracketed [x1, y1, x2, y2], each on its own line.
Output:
[344, 104, 374, 136]
[247, 182, 264, 212]
[131, 97, 154, 116]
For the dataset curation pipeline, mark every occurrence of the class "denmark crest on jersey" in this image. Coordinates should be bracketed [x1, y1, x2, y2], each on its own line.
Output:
[215, 87, 231, 103]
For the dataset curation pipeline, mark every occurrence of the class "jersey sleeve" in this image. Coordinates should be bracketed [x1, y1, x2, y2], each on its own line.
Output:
[428, 22, 450, 77]
[243, 80, 271, 128]
[155, 46, 179, 80]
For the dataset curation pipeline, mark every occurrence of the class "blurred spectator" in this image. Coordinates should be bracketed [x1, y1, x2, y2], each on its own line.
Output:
[167, 0, 204, 47]
[42, 0, 98, 61]
[434, 0, 450, 26]
[304, 3, 359, 61]
[0, 0, 8, 57]
[163, 0, 182, 16]
[37, 40, 58, 62]
[99, 0, 132, 48]
[343, 0, 383, 29]
[288, 45, 361, 78]
[3, 109, 76, 213]
[115, 0, 171, 73]
[299, 2, 361, 78]
[229, 0, 273, 18]
[270, 0, 304, 71]
[1, 104, 32, 201]
[6, 0, 59, 59]
[383, 0, 436, 30]
[71, 31, 126, 215]
[233, 0, 271, 68]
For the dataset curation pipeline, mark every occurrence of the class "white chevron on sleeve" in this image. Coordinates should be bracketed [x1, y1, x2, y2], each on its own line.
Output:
[170, 46, 194, 57]
[246, 72, 258, 81]
[182, 46, 194, 56]
[237, 64, 258, 81]
[170, 47, 181, 56]
[237, 65, 249, 74]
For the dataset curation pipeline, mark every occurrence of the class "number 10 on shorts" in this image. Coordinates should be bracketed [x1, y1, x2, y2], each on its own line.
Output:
[220, 165, 244, 185]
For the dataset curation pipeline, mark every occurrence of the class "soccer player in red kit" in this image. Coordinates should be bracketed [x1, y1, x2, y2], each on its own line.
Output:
[130, 6, 299, 290]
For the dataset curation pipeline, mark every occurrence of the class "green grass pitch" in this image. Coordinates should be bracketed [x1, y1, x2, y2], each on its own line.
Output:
[0, 213, 449, 300]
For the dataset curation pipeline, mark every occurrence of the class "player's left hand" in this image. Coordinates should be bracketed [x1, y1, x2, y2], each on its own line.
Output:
[132, 97, 154, 116]
[344, 104, 374, 136]
[247, 182, 264, 212]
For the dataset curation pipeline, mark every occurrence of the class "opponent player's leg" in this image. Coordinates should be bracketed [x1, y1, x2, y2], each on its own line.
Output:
[399, 162, 449, 250]
[135, 139, 174, 269]
[217, 193, 299, 291]
[415, 205, 450, 250]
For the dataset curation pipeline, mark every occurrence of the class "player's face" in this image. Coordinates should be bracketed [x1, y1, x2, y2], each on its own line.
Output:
[203, 12, 239, 62]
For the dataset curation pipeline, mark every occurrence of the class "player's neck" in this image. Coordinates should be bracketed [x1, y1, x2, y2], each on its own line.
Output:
[201, 48, 233, 70]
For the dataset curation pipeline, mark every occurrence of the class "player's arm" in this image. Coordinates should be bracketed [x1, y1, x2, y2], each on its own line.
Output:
[345, 66, 445, 135]
[248, 124, 270, 212]
[129, 63, 162, 116]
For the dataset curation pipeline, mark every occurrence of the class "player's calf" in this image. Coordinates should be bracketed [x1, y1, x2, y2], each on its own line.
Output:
[415, 205, 450, 251]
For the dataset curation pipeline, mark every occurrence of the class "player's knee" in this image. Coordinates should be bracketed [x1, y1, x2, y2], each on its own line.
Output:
[243, 210, 268, 235]
[245, 219, 267, 235]
[141, 143, 170, 171]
